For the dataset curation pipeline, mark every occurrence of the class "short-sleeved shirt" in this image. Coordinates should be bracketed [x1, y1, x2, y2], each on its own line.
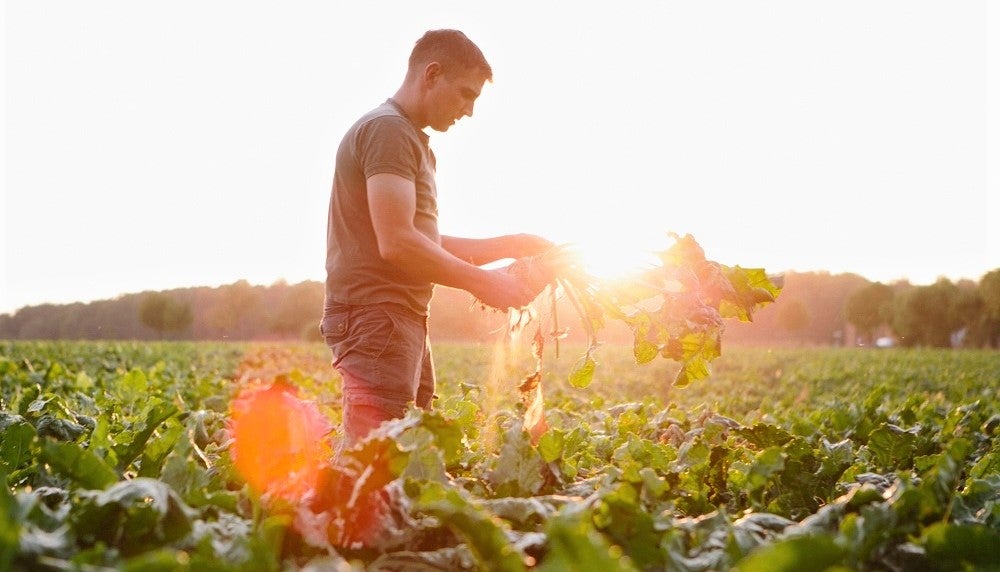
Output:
[324, 99, 439, 316]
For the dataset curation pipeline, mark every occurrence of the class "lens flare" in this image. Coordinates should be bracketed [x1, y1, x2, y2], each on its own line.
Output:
[228, 380, 331, 501]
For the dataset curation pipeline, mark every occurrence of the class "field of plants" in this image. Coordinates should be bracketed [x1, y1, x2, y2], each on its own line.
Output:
[2, 340, 998, 571]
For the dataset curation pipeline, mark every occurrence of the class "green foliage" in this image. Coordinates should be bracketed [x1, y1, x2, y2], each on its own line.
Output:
[558, 233, 781, 388]
[39, 440, 118, 489]
[2, 341, 998, 570]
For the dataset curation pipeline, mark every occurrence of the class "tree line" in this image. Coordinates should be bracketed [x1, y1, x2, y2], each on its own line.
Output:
[724, 268, 1000, 348]
[0, 280, 324, 342]
[1, 270, 997, 348]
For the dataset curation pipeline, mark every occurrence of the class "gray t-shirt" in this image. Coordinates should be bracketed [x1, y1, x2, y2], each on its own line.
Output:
[325, 99, 439, 315]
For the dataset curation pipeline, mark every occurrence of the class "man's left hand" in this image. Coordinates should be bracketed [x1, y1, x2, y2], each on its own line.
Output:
[505, 234, 555, 259]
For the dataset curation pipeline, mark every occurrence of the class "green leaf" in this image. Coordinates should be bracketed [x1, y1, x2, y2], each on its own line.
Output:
[39, 439, 118, 490]
[675, 356, 710, 388]
[74, 371, 95, 391]
[747, 447, 786, 491]
[0, 417, 36, 472]
[537, 429, 565, 464]
[416, 481, 526, 572]
[867, 423, 917, 469]
[481, 496, 559, 526]
[633, 337, 658, 365]
[35, 414, 86, 441]
[137, 419, 185, 478]
[592, 483, 662, 569]
[720, 266, 782, 322]
[117, 368, 149, 402]
[419, 411, 465, 467]
[0, 470, 19, 571]
[918, 437, 970, 508]
[116, 399, 180, 472]
[489, 423, 545, 497]
[736, 423, 794, 449]
[539, 512, 639, 571]
[969, 444, 1000, 479]
[121, 548, 191, 572]
[735, 535, 845, 572]
[74, 478, 194, 557]
[569, 355, 597, 388]
[923, 523, 1000, 570]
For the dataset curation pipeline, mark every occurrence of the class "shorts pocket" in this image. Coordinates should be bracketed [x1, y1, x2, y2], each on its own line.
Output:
[321, 310, 351, 344]
[321, 308, 353, 367]
[350, 307, 399, 360]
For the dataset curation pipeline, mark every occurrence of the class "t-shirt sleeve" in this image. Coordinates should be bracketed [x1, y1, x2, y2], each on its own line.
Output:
[356, 116, 422, 181]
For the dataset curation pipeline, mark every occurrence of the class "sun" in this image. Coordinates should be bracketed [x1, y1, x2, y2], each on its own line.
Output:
[565, 232, 664, 283]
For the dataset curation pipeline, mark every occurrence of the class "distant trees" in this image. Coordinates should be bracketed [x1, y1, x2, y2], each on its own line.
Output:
[841, 272, 1000, 349]
[960, 270, 1000, 348]
[139, 292, 193, 338]
[723, 271, 870, 346]
[776, 299, 810, 336]
[1, 270, 997, 347]
[269, 281, 324, 339]
[209, 280, 264, 339]
[845, 282, 895, 345]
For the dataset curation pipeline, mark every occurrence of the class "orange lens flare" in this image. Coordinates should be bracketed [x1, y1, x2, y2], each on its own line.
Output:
[229, 381, 331, 502]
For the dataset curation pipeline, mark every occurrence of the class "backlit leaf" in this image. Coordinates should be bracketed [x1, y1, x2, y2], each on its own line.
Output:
[569, 355, 596, 389]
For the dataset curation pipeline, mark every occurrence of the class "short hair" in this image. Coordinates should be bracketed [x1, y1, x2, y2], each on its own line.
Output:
[408, 29, 493, 82]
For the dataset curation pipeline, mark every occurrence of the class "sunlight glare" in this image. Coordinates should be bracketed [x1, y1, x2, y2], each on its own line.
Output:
[567, 232, 663, 282]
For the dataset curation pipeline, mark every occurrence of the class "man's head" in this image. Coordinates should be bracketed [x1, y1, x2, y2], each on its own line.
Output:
[400, 30, 492, 132]
[407, 29, 492, 84]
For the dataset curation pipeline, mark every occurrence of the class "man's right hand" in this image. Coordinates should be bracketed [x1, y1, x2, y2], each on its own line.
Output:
[472, 268, 539, 310]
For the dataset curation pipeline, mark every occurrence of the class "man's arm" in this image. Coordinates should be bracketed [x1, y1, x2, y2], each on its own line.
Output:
[367, 173, 538, 309]
[441, 234, 553, 267]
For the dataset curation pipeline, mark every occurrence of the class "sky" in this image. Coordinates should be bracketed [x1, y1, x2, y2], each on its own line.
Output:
[3, 1, 997, 315]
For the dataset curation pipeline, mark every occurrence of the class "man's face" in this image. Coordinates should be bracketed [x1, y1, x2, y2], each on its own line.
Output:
[426, 67, 486, 132]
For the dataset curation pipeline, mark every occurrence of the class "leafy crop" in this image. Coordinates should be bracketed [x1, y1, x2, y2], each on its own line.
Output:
[2, 341, 999, 571]
[551, 233, 781, 388]
[510, 233, 781, 441]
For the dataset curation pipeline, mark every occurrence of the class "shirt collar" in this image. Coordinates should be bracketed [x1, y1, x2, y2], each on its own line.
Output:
[385, 98, 429, 145]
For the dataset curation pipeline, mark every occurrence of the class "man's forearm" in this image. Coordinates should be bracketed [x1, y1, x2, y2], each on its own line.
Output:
[440, 235, 514, 266]
[441, 234, 553, 266]
[383, 230, 494, 293]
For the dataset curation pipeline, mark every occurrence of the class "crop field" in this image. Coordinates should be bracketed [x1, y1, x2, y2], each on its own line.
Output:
[2, 340, 998, 571]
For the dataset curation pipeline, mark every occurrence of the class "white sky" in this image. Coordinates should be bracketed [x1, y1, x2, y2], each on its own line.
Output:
[3, 1, 998, 315]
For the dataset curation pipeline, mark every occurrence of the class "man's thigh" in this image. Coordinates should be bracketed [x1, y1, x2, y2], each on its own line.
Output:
[322, 303, 427, 442]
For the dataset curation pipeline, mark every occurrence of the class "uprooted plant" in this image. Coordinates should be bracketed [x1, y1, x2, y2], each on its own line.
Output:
[500, 233, 783, 441]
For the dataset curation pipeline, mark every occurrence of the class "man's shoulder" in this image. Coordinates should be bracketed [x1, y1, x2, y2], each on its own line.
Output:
[343, 103, 415, 144]
[355, 101, 408, 128]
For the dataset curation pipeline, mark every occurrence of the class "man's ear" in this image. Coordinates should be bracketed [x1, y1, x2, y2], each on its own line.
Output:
[423, 61, 443, 85]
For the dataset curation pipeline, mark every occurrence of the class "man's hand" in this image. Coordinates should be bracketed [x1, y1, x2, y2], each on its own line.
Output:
[474, 245, 586, 310]
[472, 268, 539, 310]
[501, 245, 584, 303]
[504, 233, 555, 260]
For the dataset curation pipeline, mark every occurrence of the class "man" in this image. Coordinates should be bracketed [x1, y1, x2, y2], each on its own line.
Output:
[321, 29, 553, 447]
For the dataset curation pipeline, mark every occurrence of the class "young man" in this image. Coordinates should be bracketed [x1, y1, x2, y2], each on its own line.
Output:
[322, 30, 553, 446]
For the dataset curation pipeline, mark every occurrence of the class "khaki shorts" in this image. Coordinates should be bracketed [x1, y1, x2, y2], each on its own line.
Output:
[321, 302, 435, 446]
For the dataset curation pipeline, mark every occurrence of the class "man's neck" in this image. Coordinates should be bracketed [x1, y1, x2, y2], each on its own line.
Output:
[390, 87, 427, 129]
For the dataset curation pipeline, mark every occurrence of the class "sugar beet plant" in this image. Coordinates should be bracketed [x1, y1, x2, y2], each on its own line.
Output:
[2, 298, 999, 566]
[551, 232, 781, 388]
[510, 233, 781, 442]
